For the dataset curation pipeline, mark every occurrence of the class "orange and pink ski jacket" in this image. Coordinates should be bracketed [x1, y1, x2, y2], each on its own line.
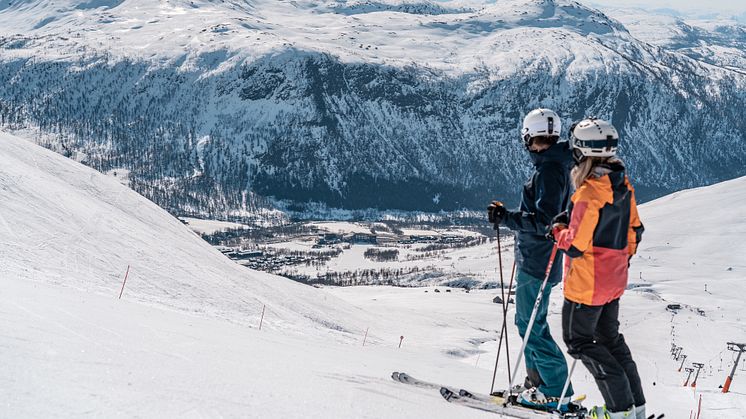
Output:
[555, 163, 644, 306]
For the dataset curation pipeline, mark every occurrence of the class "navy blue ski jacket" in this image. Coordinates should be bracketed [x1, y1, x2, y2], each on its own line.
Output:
[502, 141, 574, 283]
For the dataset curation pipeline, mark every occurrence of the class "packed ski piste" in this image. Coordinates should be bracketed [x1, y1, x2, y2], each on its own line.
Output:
[392, 111, 663, 419]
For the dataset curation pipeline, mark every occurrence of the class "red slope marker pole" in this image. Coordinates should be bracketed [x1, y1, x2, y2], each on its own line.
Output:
[118, 265, 130, 299]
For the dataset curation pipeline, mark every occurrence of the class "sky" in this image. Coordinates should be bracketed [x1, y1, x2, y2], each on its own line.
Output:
[474, 1, 746, 21]
[583, 0, 746, 19]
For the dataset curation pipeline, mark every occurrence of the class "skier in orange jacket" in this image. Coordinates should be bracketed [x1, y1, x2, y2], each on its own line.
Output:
[549, 118, 646, 419]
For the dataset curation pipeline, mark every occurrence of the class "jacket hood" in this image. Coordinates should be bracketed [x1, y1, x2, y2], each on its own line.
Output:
[592, 161, 627, 187]
[529, 141, 574, 169]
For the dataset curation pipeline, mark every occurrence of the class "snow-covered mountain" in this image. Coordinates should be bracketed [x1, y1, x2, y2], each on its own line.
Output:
[0, 130, 370, 339]
[1, 0, 745, 215]
[606, 8, 746, 71]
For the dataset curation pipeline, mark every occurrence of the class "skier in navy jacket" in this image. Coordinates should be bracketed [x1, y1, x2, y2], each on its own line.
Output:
[488, 108, 575, 409]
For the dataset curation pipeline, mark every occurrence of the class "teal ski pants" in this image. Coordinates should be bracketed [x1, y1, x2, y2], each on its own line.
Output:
[514, 269, 573, 397]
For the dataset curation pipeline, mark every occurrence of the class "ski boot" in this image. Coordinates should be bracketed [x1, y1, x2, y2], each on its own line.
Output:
[491, 382, 528, 398]
[516, 387, 571, 411]
[588, 405, 635, 419]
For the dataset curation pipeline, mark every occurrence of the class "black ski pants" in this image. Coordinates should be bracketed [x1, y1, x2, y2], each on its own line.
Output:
[562, 298, 645, 412]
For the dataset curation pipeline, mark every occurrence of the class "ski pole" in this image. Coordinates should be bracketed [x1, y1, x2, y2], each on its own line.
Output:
[555, 358, 577, 414]
[508, 244, 559, 397]
[503, 262, 516, 380]
[490, 260, 516, 394]
[490, 230, 508, 389]
[489, 228, 514, 394]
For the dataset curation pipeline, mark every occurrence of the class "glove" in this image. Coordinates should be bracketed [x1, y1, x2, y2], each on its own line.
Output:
[552, 210, 569, 226]
[546, 211, 569, 242]
[546, 222, 567, 243]
[487, 201, 506, 228]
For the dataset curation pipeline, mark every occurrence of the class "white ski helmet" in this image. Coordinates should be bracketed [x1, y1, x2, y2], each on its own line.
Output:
[568, 118, 619, 161]
[521, 108, 562, 147]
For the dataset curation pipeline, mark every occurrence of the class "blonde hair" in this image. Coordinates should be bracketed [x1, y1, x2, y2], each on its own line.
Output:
[571, 156, 622, 189]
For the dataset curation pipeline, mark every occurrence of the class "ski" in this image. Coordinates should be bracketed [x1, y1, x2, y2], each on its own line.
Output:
[391, 371, 441, 390]
[448, 389, 662, 419]
[391, 371, 503, 402]
[392, 372, 585, 418]
[441, 387, 577, 418]
[460, 389, 586, 407]
[458, 388, 508, 404]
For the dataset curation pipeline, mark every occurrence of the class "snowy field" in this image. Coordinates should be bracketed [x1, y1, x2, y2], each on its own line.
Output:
[263, 235, 504, 287]
[2, 130, 746, 418]
[201, 218, 501, 288]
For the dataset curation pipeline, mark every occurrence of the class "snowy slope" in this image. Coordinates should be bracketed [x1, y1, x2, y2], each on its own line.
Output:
[0, 130, 512, 419]
[2, 276, 506, 419]
[3, 129, 746, 417]
[630, 176, 746, 388]
[0, 130, 369, 339]
[634, 175, 746, 294]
